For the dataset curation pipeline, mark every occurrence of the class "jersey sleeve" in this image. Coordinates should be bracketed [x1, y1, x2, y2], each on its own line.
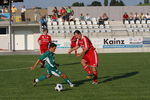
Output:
[39, 51, 49, 60]
[38, 35, 42, 41]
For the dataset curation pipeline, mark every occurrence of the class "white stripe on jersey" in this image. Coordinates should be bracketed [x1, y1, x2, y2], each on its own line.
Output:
[44, 57, 54, 67]
[51, 71, 60, 77]
[94, 50, 98, 65]
[83, 36, 88, 48]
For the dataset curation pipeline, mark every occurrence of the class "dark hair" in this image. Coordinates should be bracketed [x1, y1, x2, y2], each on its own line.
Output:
[43, 28, 48, 32]
[74, 30, 81, 35]
[48, 43, 57, 48]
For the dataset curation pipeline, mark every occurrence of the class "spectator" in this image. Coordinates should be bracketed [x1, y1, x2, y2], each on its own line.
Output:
[102, 13, 109, 21]
[123, 12, 129, 24]
[59, 7, 66, 22]
[98, 16, 104, 26]
[51, 14, 57, 22]
[129, 12, 134, 23]
[66, 6, 74, 21]
[21, 5, 26, 21]
[134, 12, 140, 24]
[139, 13, 146, 21]
[69, 15, 75, 22]
[145, 13, 150, 23]
[39, 16, 48, 29]
[52, 7, 59, 18]
[11, 5, 17, 22]
[85, 13, 91, 21]
[66, 6, 74, 16]
[80, 13, 85, 21]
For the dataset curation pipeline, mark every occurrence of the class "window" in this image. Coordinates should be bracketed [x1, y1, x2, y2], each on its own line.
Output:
[0, 27, 7, 34]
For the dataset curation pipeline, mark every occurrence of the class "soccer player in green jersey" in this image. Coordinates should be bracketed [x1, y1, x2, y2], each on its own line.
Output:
[31, 43, 74, 87]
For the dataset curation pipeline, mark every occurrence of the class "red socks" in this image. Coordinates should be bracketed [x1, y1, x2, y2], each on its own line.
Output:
[83, 65, 92, 75]
[93, 71, 98, 82]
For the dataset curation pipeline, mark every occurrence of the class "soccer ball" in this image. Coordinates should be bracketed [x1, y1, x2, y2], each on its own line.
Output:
[55, 84, 63, 92]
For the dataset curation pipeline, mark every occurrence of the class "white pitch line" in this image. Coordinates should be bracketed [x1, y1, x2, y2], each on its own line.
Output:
[0, 67, 30, 72]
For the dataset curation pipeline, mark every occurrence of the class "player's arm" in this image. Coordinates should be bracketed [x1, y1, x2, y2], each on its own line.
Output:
[31, 60, 40, 70]
[38, 36, 42, 45]
[68, 45, 80, 54]
[77, 48, 89, 56]
[31, 52, 48, 70]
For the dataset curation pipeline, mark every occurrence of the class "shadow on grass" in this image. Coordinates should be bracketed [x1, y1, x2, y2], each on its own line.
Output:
[60, 62, 80, 66]
[73, 71, 139, 86]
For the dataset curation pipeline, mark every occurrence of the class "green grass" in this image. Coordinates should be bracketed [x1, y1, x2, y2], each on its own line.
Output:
[0, 53, 150, 100]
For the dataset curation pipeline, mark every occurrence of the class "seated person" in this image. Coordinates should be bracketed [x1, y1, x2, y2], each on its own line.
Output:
[123, 12, 129, 24]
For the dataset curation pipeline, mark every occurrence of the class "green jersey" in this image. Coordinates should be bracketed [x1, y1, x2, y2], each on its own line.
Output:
[39, 51, 57, 70]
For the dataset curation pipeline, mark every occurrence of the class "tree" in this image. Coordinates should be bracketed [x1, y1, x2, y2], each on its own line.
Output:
[139, 2, 143, 5]
[72, 2, 84, 6]
[110, 0, 125, 6]
[110, 0, 117, 6]
[104, 0, 108, 6]
[119, 0, 125, 6]
[144, 0, 149, 3]
[89, 1, 102, 6]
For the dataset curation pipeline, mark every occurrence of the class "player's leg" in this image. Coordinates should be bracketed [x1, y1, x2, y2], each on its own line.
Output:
[39, 47, 48, 68]
[51, 69, 74, 87]
[33, 74, 52, 86]
[81, 59, 93, 79]
[91, 67, 98, 84]
[89, 50, 99, 84]
[60, 73, 74, 87]
[33, 66, 52, 86]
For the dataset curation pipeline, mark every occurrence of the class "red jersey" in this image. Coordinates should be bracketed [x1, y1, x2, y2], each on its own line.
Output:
[59, 8, 66, 15]
[77, 36, 95, 51]
[77, 35, 98, 67]
[38, 35, 51, 46]
[70, 35, 77, 48]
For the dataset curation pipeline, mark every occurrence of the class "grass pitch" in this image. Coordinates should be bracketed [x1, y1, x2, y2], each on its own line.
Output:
[0, 53, 150, 100]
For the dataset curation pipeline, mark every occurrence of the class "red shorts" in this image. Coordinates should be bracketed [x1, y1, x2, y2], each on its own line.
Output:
[40, 46, 48, 54]
[82, 50, 99, 67]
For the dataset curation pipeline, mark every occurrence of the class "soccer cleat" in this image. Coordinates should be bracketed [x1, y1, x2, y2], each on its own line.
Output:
[33, 79, 37, 87]
[86, 74, 94, 79]
[70, 84, 75, 87]
[92, 80, 99, 85]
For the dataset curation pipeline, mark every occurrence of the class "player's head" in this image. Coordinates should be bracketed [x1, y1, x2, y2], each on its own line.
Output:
[74, 30, 82, 39]
[48, 43, 57, 52]
[43, 28, 48, 35]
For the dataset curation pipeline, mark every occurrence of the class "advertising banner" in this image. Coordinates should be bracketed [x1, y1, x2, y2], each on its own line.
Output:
[52, 39, 70, 48]
[52, 37, 144, 49]
[0, 13, 10, 21]
[143, 37, 150, 47]
[103, 37, 143, 48]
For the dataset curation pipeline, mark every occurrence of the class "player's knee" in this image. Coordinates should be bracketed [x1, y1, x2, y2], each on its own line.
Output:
[60, 74, 67, 79]
[81, 60, 86, 66]
[46, 74, 51, 78]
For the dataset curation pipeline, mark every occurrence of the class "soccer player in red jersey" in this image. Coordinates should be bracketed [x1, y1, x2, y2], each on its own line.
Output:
[38, 29, 52, 67]
[68, 30, 99, 84]
[38, 29, 52, 55]
[70, 35, 77, 55]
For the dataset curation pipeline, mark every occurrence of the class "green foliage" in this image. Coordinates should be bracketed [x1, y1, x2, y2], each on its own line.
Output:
[144, 0, 149, 4]
[104, 0, 108, 6]
[89, 1, 102, 6]
[72, 2, 84, 7]
[138, 0, 150, 6]
[110, 0, 125, 6]
[0, 53, 150, 100]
